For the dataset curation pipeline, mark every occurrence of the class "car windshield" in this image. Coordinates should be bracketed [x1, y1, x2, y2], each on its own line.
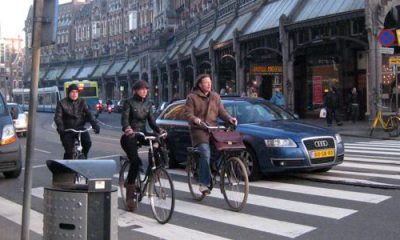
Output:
[225, 100, 295, 124]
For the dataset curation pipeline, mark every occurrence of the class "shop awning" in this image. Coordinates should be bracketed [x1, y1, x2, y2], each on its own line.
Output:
[243, 0, 300, 35]
[173, 40, 193, 60]
[43, 67, 65, 81]
[219, 12, 253, 43]
[119, 59, 138, 75]
[293, 0, 364, 23]
[192, 32, 208, 50]
[39, 69, 47, 79]
[105, 60, 127, 77]
[60, 66, 81, 80]
[76, 64, 96, 79]
[198, 24, 227, 50]
[91, 63, 111, 78]
[166, 42, 181, 60]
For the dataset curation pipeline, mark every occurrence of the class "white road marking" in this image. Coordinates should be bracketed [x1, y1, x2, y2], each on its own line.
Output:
[249, 181, 390, 203]
[345, 146, 400, 152]
[293, 173, 400, 187]
[0, 196, 43, 235]
[344, 156, 400, 165]
[171, 180, 356, 219]
[340, 162, 400, 172]
[329, 170, 400, 180]
[345, 149, 400, 156]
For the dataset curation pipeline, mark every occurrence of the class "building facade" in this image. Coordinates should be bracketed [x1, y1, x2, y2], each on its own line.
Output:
[23, 0, 400, 118]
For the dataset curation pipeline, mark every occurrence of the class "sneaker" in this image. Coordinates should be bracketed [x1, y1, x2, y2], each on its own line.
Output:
[199, 185, 210, 195]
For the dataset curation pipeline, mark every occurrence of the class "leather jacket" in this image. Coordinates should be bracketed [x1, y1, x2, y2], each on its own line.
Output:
[54, 97, 98, 132]
[121, 94, 159, 133]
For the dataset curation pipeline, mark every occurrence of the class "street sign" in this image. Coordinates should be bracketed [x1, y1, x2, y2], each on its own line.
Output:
[380, 47, 395, 54]
[389, 56, 400, 65]
[378, 29, 396, 47]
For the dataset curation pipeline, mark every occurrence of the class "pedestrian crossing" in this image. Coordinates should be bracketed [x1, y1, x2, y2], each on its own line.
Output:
[1, 139, 399, 240]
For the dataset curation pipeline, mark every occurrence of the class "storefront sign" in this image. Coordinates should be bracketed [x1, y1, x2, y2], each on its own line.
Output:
[389, 56, 400, 65]
[251, 66, 283, 74]
[313, 76, 323, 104]
[380, 47, 394, 55]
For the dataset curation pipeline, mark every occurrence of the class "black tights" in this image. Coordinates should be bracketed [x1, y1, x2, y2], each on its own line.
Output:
[120, 134, 143, 184]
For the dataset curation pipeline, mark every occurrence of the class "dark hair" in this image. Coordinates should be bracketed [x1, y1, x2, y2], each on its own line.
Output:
[132, 80, 149, 90]
[193, 74, 212, 91]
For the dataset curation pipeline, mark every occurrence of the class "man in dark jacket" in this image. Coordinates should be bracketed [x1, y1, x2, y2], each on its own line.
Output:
[324, 86, 342, 126]
[184, 74, 237, 195]
[120, 79, 166, 211]
[54, 84, 100, 159]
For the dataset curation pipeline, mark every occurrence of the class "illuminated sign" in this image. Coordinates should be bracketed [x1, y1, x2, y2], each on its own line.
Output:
[251, 66, 283, 74]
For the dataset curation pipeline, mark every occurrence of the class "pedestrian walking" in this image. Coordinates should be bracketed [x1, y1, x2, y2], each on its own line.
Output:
[270, 87, 286, 108]
[324, 86, 342, 127]
[347, 87, 360, 123]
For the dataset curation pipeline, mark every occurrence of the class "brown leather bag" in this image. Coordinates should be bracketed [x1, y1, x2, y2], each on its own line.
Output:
[210, 130, 246, 151]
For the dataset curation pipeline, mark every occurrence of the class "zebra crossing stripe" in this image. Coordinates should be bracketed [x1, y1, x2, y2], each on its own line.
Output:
[0, 196, 43, 235]
[249, 181, 390, 203]
[340, 162, 400, 172]
[345, 149, 400, 156]
[167, 169, 391, 203]
[345, 146, 400, 152]
[32, 187, 315, 239]
[171, 180, 356, 220]
[344, 156, 400, 165]
[329, 170, 400, 180]
[122, 211, 232, 240]
[292, 173, 400, 188]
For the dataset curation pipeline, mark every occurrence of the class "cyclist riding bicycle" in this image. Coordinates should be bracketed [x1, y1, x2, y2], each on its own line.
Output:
[54, 84, 100, 159]
[184, 74, 237, 195]
[120, 79, 167, 212]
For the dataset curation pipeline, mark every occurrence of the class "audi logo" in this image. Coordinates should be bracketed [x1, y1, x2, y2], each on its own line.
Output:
[314, 140, 329, 148]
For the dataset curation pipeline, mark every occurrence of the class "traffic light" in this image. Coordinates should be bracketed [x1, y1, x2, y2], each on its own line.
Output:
[41, 0, 59, 46]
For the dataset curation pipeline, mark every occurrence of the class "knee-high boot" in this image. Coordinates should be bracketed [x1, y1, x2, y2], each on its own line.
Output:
[126, 184, 138, 212]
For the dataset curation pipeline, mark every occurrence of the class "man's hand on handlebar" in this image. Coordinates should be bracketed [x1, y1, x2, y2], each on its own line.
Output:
[93, 125, 100, 134]
[229, 117, 238, 126]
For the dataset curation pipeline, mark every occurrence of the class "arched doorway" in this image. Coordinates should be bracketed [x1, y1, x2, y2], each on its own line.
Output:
[184, 65, 194, 96]
[105, 81, 115, 100]
[119, 80, 128, 99]
[245, 48, 282, 100]
[141, 72, 149, 81]
[218, 55, 236, 94]
[198, 61, 211, 75]
[172, 70, 179, 99]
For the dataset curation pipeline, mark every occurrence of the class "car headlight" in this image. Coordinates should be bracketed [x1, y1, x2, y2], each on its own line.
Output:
[335, 134, 342, 144]
[265, 138, 297, 147]
[1, 124, 17, 145]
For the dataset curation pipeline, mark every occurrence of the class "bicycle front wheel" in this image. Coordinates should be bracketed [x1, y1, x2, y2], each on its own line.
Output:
[119, 160, 130, 209]
[221, 156, 249, 212]
[388, 117, 400, 137]
[149, 168, 175, 224]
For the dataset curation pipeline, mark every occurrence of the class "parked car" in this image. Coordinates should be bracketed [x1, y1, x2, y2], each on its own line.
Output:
[114, 99, 125, 113]
[156, 96, 344, 181]
[0, 96, 22, 178]
[7, 103, 28, 137]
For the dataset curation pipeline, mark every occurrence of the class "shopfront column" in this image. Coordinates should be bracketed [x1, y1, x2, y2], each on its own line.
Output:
[191, 49, 198, 85]
[209, 40, 218, 90]
[166, 61, 173, 102]
[157, 65, 163, 103]
[280, 15, 293, 111]
[233, 30, 244, 95]
[177, 56, 184, 99]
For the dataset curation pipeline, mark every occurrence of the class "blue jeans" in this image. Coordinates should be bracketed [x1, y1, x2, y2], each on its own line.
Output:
[197, 143, 212, 186]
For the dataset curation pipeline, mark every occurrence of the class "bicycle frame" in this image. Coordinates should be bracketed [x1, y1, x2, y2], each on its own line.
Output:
[64, 126, 92, 159]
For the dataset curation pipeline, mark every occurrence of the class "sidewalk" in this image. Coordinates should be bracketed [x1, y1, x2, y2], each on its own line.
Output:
[301, 118, 400, 140]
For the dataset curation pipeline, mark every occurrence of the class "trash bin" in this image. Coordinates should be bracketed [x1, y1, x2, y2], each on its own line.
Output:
[43, 159, 118, 240]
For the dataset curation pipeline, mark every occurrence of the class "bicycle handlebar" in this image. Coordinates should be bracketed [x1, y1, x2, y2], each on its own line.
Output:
[200, 122, 226, 130]
[132, 131, 167, 140]
[64, 126, 93, 133]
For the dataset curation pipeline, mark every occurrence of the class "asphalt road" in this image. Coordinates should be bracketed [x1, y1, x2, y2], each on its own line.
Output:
[1, 112, 400, 240]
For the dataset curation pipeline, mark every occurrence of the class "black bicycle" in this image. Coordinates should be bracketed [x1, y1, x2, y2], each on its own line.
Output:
[64, 127, 93, 184]
[186, 123, 249, 212]
[64, 126, 92, 160]
[119, 132, 175, 224]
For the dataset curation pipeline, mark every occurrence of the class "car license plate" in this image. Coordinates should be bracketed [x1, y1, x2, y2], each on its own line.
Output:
[310, 148, 335, 159]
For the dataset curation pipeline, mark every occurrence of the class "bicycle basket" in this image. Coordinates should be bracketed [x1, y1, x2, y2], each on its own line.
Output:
[210, 130, 246, 151]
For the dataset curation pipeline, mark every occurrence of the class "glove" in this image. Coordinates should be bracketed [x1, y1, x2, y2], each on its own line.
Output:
[57, 128, 64, 135]
[93, 125, 100, 134]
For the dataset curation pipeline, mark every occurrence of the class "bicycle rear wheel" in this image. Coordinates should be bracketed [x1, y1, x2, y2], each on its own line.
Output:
[387, 117, 400, 137]
[220, 156, 249, 212]
[187, 154, 205, 201]
[149, 168, 175, 224]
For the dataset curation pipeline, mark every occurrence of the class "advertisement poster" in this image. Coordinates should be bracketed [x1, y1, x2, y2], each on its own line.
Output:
[313, 76, 323, 104]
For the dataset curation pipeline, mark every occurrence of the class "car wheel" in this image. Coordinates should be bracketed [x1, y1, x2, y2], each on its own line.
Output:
[3, 167, 22, 179]
[241, 147, 262, 181]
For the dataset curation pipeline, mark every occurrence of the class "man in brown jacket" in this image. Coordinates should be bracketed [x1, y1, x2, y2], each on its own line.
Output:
[184, 74, 237, 195]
